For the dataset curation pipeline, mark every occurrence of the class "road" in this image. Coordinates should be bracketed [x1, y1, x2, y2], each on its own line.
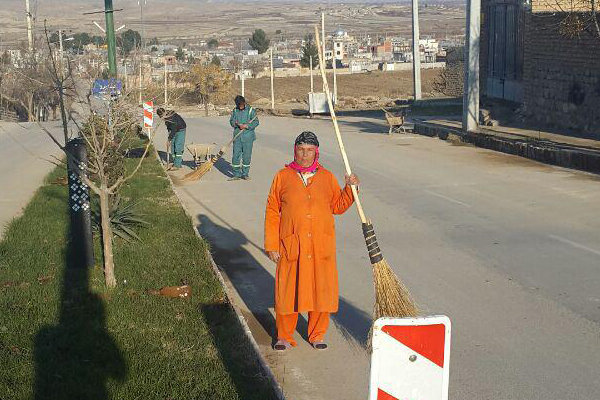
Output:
[158, 113, 600, 400]
[0, 122, 63, 238]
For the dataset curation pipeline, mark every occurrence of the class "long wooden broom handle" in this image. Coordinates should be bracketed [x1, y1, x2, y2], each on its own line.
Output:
[220, 117, 256, 154]
[314, 26, 368, 224]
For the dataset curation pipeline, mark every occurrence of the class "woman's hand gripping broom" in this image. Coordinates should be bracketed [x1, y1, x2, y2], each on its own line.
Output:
[314, 27, 418, 319]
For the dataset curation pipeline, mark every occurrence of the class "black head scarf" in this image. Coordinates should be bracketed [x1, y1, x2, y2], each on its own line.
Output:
[294, 131, 319, 147]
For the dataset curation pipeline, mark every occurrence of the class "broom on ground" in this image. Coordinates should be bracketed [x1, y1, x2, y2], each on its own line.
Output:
[314, 27, 418, 319]
[177, 118, 256, 183]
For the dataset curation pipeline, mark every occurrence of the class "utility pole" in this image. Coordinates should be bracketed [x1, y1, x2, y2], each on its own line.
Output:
[138, 0, 146, 50]
[164, 55, 168, 105]
[241, 57, 245, 97]
[412, 0, 422, 100]
[321, 12, 325, 91]
[138, 50, 143, 103]
[270, 48, 274, 110]
[104, 0, 117, 77]
[332, 38, 337, 104]
[138, 0, 146, 104]
[310, 55, 314, 93]
[25, 0, 34, 51]
[58, 29, 64, 72]
[463, 0, 480, 132]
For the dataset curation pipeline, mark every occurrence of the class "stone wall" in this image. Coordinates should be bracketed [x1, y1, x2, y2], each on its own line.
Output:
[434, 47, 464, 97]
[523, 13, 600, 136]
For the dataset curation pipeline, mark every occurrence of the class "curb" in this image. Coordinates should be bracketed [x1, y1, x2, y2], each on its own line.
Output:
[413, 120, 600, 174]
[153, 147, 285, 400]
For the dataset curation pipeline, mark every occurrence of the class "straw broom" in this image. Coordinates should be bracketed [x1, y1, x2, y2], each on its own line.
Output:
[177, 119, 255, 183]
[314, 27, 418, 319]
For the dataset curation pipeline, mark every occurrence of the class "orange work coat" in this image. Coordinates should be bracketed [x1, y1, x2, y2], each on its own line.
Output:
[264, 167, 355, 314]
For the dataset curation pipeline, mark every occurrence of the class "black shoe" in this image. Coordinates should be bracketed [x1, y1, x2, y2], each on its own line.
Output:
[242, 175, 251, 180]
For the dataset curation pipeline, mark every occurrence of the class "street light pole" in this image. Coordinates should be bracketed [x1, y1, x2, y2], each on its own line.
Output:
[139, 0, 146, 51]
[164, 55, 168, 105]
[270, 48, 275, 110]
[412, 0, 422, 100]
[332, 38, 337, 104]
[310, 55, 314, 93]
[25, 0, 34, 52]
[321, 12, 325, 91]
[241, 57, 245, 97]
[104, 0, 117, 77]
[463, 0, 481, 132]
[58, 29, 64, 73]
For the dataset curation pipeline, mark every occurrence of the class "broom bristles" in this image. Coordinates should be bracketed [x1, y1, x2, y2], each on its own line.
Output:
[179, 159, 214, 182]
[372, 258, 419, 319]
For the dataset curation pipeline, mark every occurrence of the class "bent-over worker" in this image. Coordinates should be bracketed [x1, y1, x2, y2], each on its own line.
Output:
[264, 131, 359, 351]
[157, 107, 187, 170]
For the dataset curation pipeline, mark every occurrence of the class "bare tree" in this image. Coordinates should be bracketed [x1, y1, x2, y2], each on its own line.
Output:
[38, 23, 159, 288]
[539, 0, 600, 38]
[0, 48, 56, 122]
[186, 63, 232, 115]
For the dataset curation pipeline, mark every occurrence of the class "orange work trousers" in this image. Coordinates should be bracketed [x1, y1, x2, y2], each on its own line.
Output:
[276, 311, 330, 346]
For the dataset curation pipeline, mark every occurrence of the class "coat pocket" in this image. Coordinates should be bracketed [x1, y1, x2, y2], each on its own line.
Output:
[280, 233, 300, 261]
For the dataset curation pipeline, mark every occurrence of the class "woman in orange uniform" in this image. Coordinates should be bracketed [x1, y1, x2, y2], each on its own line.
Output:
[264, 131, 359, 350]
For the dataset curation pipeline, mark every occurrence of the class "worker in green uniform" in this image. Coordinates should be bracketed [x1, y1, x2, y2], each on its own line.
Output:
[229, 95, 259, 180]
[157, 107, 186, 170]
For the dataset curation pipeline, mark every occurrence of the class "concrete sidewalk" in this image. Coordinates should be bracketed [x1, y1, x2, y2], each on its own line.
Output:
[0, 122, 63, 238]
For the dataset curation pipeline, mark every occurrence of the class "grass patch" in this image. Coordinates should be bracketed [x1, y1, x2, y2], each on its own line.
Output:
[0, 147, 277, 399]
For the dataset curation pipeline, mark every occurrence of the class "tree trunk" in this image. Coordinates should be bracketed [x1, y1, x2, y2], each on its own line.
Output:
[58, 84, 69, 144]
[99, 187, 117, 288]
[27, 94, 34, 122]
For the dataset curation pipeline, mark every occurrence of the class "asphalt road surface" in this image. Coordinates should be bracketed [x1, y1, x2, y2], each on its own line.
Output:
[158, 113, 600, 400]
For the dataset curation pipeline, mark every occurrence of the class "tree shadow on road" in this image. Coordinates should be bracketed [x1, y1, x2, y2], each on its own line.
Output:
[34, 216, 127, 399]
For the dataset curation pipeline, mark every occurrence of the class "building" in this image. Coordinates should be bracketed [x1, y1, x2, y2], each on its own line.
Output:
[332, 30, 355, 61]
[480, 0, 600, 134]
[372, 41, 393, 61]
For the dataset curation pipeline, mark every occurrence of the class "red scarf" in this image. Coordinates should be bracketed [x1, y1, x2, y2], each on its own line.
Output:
[286, 147, 321, 173]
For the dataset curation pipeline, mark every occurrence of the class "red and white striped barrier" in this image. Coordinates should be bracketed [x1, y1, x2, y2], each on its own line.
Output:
[143, 101, 153, 128]
[369, 316, 451, 400]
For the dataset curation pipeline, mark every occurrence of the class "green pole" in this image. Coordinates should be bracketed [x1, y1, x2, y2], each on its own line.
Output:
[104, 0, 117, 77]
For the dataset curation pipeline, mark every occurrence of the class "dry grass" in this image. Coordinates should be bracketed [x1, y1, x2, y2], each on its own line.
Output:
[230, 69, 443, 107]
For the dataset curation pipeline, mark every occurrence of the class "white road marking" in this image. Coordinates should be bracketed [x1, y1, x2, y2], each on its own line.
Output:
[548, 234, 600, 257]
[424, 190, 472, 207]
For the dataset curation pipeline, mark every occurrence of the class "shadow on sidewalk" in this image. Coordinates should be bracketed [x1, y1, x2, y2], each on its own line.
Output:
[198, 214, 280, 345]
[213, 158, 234, 177]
